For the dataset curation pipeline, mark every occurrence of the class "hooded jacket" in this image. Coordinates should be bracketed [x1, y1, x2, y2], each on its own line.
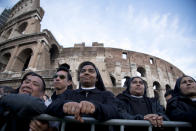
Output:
[117, 76, 169, 120]
[166, 76, 196, 123]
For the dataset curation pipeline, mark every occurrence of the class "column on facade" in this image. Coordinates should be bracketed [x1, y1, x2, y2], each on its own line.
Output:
[5, 46, 19, 71]
[27, 40, 44, 70]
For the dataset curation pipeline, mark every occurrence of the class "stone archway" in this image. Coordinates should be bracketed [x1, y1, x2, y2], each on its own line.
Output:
[12, 48, 33, 72]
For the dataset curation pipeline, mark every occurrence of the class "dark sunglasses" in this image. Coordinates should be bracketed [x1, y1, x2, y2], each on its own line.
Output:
[53, 74, 66, 79]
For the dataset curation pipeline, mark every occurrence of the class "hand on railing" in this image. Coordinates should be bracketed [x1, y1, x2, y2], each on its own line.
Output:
[144, 114, 163, 127]
[29, 120, 49, 131]
[63, 101, 95, 122]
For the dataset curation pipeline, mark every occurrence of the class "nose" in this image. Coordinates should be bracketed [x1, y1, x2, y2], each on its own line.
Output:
[24, 82, 32, 89]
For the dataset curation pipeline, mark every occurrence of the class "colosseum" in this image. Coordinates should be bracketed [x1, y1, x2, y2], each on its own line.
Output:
[0, 0, 184, 107]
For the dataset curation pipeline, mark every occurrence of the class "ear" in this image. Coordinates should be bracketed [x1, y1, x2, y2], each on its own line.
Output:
[67, 80, 72, 86]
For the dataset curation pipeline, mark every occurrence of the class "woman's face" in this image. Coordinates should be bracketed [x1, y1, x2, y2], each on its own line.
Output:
[129, 78, 145, 96]
[180, 76, 196, 96]
[79, 65, 97, 87]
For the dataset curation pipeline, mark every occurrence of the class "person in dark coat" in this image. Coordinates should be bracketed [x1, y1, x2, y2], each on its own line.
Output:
[117, 76, 169, 130]
[0, 86, 17, 95]
[166, 75, 196, 129]
[46, 61, 120, 131]
[0, 71, 47, 131]
[164, 89, 174, 102]
[29, 66, 73, 131]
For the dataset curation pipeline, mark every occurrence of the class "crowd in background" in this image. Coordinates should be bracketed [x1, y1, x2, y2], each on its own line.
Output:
[0, 61, 195, 131]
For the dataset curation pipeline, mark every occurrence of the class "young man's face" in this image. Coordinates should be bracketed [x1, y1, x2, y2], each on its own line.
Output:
[79, 65, 97, 87]
[19, 75, 44, 98]
[180, 77, 196, 97]
[53, 70, 71, 93]
[129, 78, 145, 96]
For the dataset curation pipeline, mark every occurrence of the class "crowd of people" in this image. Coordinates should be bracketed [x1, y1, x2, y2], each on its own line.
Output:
[0, 61, 195, 131]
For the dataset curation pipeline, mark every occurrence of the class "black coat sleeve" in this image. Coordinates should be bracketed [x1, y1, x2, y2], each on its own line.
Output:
[0, 94, 47, 118]
[166, 98, 196, 122]
[90, 91, 120, 121]
[45, 98, 72, 117]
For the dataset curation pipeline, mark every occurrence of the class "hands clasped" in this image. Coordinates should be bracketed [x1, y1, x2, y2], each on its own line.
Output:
[63, 101, 95, 122]
[144, 114, 163, 127]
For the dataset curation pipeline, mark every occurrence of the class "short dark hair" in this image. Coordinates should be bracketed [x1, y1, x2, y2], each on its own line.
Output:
[56, 67, 72, 81]
[21, 72, 46, 92]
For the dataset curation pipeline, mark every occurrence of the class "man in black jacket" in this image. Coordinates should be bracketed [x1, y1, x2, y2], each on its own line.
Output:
[166, 75, 196, 130]
[50, 66, 73, 102]
[0, 72, 47, 131]
[29, 66, 73, 131]
[46, 61, 120, 130]
[117, 76, 169, 130]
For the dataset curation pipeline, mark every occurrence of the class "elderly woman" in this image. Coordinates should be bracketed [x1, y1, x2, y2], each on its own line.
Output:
[166, 75, 196, 127]
[117, 76, 169, 129]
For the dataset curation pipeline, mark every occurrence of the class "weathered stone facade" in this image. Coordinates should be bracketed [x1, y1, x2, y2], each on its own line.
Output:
[0, 0, 184, 107]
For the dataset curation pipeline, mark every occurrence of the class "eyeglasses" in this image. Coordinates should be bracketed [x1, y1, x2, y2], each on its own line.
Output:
[53, 74, 66, 79]
[23, 78, 41, 87]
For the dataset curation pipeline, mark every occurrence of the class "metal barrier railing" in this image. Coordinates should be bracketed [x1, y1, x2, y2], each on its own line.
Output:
[35, 114, 192, 131]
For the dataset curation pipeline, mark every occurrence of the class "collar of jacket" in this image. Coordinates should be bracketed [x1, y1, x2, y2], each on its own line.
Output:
[76, 88, 102, 94]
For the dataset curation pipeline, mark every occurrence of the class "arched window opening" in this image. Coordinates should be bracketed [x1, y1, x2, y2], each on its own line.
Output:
[18, 22, 28, 34]
[137, 67, 146, 77]
[122, 52, 127, 59]
[0, 53, 11, 72]
[22, 55, 31, 71]
[166, 84, 171, 91]
[150, 58, 154, 64]
[122, 76, 130, 88]
[153, 81, 161, 99]
[136, 72, 141, 77]
[110, 75, 116, 87]
[50, 44, 59, 63]
[12, 48, 32, 72]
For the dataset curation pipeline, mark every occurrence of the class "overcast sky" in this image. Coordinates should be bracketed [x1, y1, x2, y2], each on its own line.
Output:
[1, 0, 196, 79]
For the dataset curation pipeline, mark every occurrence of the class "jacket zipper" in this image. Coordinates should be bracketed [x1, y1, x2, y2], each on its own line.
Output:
[85, 92, 89, 98]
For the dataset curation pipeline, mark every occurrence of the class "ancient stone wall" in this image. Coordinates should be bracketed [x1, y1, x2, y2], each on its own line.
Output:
[0, 0, 184, 107]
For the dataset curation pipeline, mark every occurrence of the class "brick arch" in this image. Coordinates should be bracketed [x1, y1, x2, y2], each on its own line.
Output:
[50, 44, 59, 64]
[12, 48, 33, 72]
[137, 66, 146, 77]
[0, 52, 11, 72]
[153, 81, 161, 99]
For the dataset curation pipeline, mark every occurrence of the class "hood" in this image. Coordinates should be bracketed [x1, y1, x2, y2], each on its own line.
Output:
[173, 75, 196, 97]
[123, 76, 147, 97]
[78, 61, 106, 91]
